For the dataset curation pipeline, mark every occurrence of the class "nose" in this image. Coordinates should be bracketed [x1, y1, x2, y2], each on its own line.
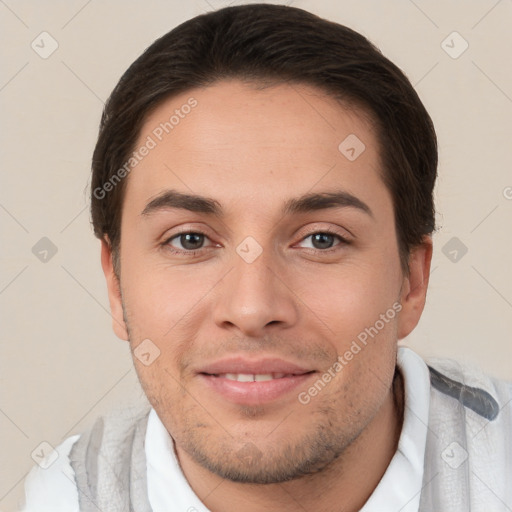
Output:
[212, 244, 299, 338]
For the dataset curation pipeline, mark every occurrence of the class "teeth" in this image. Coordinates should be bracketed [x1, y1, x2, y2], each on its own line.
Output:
[254, 374, 273, 382]
[221, 373, 286, 382]
[236, 373, 254, 382]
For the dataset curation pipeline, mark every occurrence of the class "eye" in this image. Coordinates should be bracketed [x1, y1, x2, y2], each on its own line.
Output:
[297, 231, 349, 251]
[164, 231, 213, 254]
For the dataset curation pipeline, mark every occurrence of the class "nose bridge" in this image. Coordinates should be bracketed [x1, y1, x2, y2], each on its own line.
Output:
[234, 239, 275, 295]
[213, 235, 297, 335]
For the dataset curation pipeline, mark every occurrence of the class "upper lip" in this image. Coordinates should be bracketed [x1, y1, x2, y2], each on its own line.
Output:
[198, 357, 315, 376]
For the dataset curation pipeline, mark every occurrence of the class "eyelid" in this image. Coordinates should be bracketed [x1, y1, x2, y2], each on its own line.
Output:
[161, 223, 215, 242]
[295, 223, 352, 242]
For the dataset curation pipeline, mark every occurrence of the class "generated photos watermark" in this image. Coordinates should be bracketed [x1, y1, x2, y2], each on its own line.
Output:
[93, 97, 198, 200]
[298, 301, 402, 405]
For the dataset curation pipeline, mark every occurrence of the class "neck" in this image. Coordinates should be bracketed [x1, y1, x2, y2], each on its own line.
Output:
[176, 369, 404, 512]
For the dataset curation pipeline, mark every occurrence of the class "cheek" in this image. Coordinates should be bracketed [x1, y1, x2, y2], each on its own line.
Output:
[121, 262, 215, 339]
[120, 266, 217, 397]
[132, 355, 190, 435]
[292, 259, 401, 338]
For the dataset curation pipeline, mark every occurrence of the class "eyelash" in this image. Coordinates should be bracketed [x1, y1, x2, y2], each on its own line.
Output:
[162, 228, 350, 256]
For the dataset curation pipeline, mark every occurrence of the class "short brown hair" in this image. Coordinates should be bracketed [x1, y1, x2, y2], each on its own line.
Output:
[91, 3, 438, 275]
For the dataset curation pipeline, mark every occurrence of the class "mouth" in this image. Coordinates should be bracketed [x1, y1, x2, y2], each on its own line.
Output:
[213, 372, 308, 382]
[197, 358, 317, 405]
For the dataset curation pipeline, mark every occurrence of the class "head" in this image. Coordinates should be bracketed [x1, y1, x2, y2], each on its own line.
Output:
[92, 4, 436, 484]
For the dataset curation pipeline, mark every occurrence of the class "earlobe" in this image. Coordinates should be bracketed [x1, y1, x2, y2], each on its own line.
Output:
[100, 238, 129, 341]
[397, 236, 433, 340]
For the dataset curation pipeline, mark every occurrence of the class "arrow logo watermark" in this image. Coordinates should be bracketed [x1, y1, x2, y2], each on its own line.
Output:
[236, 236, 263, 264]
[442, 236, 468, 263]
[31, 237, 58, 263]
[441, 441, 468, 469]
[441, 31, 469, 59]
[133, 338, 161, 366]
[338, 134, 366, 161]
[31, 31, 59, 59]
[31, 441, 59, 469]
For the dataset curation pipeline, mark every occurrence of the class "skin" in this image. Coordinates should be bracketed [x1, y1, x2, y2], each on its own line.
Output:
[101, 80, 432, 512]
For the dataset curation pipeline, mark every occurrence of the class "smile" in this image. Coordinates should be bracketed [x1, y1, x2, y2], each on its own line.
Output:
[216, 373, 299, 382]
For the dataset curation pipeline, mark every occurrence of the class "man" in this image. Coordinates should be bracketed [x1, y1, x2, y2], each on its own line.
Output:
[21, 3, 512, 511]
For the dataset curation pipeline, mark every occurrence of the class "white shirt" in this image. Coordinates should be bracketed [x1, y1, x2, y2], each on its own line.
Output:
[21, 346, 430, 512]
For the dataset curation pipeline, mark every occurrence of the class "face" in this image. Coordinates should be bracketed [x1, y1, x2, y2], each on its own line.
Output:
[102, 79, 431, 484]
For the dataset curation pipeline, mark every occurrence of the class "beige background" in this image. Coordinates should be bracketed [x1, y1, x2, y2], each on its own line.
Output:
[1, 0, 511, 510]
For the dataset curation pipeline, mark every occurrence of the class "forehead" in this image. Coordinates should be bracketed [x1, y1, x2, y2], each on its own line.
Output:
[124, 79, 390, 220]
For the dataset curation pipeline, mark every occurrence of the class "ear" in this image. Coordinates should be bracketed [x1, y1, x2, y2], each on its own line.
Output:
[100, 238, 129, 341]
[397, 236, 433, 340]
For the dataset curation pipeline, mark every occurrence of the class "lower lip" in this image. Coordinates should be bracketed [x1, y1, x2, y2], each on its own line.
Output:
[199, 373, 315, 405]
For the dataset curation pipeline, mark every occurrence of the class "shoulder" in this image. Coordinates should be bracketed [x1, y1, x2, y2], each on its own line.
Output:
[20, 399, 153, 511]
[425, 353, 512, 422]
[21, 435, 81, 512]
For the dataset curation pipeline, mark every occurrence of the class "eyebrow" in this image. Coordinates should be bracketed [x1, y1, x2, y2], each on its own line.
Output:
[283, 191, 373, 218]
[142, 190, 222, 216]
[141, 189, 374, 219]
